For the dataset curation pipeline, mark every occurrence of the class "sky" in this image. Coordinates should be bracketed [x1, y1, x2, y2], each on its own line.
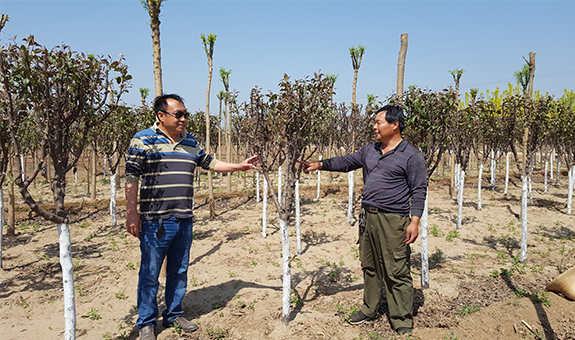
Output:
[1, 0, 574, 114]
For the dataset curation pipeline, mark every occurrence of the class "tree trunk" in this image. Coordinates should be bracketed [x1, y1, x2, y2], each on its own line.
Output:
[396, 33, 408, 100]
[568, 166, 574, 215]
[296, 180, 302, 255]
[91, 150, 97, 200]
[520, 176, 528, 263]
[6, 157, 15, 236]
[544, 160, 548, 193]
[262, 177, 267, 238]
[420, 192, 429, 289]
[347, 171, 354, 224]
[450, 153, 455, 198]
[110, 171, 117, 226]
[490, 150, 496, 191]
[556, 160, 561, 186]
[477, 163, 483, 210]
[504, 152, 510, 195]
[205, 46, 215, 219]
[58, 223, 77, 340]
[256, 171, 260, 203]
[457, 169, 465, 229]
[280, 216, 291, 325]
[316, 155, 322, 200]
[226, 97, 232, 191]
[148, 0, 163, 97]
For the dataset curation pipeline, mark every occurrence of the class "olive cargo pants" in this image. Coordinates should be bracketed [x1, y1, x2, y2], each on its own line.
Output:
[359, 210, 413, 329]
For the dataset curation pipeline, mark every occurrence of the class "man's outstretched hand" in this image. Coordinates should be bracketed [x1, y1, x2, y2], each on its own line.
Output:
[297, 160, 323, 174]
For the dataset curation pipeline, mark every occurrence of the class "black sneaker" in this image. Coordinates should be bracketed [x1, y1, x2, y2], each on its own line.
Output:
[348, 310, 372, 325]
[396, 327, 413, 335]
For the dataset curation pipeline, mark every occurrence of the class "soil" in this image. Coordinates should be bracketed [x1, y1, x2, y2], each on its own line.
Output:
[1, 166, 575, 340]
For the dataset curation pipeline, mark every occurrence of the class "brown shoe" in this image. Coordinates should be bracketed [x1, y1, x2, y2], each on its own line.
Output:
[162, 316, 199, 332]
[139, 325, 155, 340]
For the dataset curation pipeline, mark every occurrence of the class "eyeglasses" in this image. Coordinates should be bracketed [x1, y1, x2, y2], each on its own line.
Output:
[162, 110, 190, 119]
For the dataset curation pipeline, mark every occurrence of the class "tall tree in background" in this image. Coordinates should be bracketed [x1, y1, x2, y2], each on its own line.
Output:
[201, 32, 217, 217]
[449, 68, 464, 101]
[142, 0, 164, 97]
[396, 33, 408, 100]
[0, 14, 9, 33]
[217, 90, 226, 161]
[219, 67, 232, 191]
[349, 44, 365, 112]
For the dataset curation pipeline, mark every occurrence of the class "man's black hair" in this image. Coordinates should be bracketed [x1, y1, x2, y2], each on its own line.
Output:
[153, 94, 185, 116]
[376, 105, 406, 133]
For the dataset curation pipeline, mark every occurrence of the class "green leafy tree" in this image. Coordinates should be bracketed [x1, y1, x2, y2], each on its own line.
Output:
[0, 36, 130, 339]
[240, 72, 335, 325]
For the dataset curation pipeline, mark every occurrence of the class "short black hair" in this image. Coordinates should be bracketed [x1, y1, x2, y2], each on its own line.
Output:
[153, 94, 185, 116]
[376, 105, 406, 133]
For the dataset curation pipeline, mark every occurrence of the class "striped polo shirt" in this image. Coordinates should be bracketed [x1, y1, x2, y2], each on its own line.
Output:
[322, 139, 427, 217]
[125, 123, 217, 221]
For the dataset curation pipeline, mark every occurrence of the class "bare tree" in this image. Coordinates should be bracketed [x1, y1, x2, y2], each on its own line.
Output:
[219, 67, 232, 191]
[142, 0, 164, 97]
[396, 33, 408, 100]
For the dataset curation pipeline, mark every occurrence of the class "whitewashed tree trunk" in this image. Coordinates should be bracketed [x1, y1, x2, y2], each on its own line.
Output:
[347, 171, 354, 224]
[544, 161, 548, 193]
[256, 172, 260, 203]
[0, 189, 4, 268]
[20, 154, 25, 181]
[57, 223, 77, 340]
[296, 180, 302, 254]
[567, 166, 574, 215]
[457, 170, 465, 229]
[316, 155, 322, 200]
[110, 172, 117, 226]
[280, 217, 291, 325]
[520, 176, 528, 263]
[420, 192, 429, 289]
[262, 177, 268, 238]
[454, 163, 460, 197]
[490, 150, 496, 191]
[477, 163, 483, 210]
[74, 171, 78, 184]
[504, 153, 510, 195]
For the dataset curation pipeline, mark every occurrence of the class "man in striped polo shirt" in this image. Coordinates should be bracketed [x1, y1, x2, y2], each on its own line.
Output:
[125, 94, 258, 340]
[300, 105, 427, 335]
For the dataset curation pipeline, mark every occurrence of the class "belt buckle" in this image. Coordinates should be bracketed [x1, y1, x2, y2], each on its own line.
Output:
[367, 206, 378, 213]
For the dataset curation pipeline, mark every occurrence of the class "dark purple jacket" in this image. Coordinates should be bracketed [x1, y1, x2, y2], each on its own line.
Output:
[322, 139, 427, 217]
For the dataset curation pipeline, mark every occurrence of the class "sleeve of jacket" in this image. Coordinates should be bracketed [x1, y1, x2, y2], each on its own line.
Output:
[406, 152, 428, 218]
[321, 146, 366, 172]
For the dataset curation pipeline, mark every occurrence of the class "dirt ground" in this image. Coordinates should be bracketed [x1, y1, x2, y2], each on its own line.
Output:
[1, 165, 575, 340]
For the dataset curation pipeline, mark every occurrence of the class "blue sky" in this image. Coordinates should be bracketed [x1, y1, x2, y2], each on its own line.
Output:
[1, 0, 574, 113]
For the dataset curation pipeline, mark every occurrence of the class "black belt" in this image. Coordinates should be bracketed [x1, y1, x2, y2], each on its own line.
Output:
[362, 205, 391, 214]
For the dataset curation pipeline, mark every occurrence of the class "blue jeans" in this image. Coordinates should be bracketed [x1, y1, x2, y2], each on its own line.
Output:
[137, 216, 193, 329]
